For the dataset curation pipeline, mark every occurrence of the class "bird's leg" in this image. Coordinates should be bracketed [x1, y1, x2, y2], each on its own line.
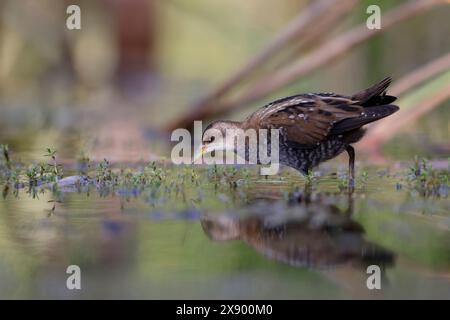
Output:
[345, 189, 355, 217]
[346, 145, 355, 191]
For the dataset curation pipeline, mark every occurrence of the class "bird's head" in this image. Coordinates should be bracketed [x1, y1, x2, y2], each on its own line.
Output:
[193, 120, 242, 163]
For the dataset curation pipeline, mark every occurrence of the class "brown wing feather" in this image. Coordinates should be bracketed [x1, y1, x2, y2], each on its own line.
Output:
[246, 95, 363, 146]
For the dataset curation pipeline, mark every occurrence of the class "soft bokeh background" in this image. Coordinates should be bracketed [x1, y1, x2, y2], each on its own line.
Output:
[0, 0, 449, 163]
[0, 0, 450, 300]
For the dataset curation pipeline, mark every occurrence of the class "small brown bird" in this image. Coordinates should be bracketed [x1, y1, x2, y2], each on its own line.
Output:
[196, 77, 399, 185]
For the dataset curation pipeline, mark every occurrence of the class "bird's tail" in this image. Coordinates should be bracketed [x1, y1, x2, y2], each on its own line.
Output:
[352, 77, 397, 107]
[330, 104, 399, 134]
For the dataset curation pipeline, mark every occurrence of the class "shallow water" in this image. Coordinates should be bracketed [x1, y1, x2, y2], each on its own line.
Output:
[0, 161, 449, 299]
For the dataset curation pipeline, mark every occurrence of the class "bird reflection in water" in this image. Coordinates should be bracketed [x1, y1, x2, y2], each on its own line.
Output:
[201, 191, 394, 273]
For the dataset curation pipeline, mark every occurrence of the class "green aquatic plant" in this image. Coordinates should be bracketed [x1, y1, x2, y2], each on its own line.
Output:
[0, 144, 13, 184]
[189, 168, 199, 185]
[360, 170, 369, 181]
[223, 166, 239, 189]
[9, 168, 20, 187]
[44, 148, 63, 182]
[96, 159, 118, 187]
[305, 169, 320, 188]
[23, 149, 62, 186]
[406, 157, 449, 197]
[76, 151, 90, 175]
[5, 144, 447, 208]
[357, 170, 369, 191]
[337, 171, 348, 192]
[207, 164, 220, 187]
[0, 144, 11, 170]
[144, 161, 165, 185]
[120, 162, 166, 189]
[305, 169, 315, 184]
[44, 147, 57, 159]
[26, 165, 39, 186]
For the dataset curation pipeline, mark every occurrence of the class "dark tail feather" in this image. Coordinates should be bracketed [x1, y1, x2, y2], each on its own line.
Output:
[352, 77, 395, 106]
[330, 104, 399, 134]
[367, 94, 397, 106]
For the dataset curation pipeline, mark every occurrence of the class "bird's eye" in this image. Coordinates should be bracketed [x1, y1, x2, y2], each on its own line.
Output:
[204, 136, 215, 144]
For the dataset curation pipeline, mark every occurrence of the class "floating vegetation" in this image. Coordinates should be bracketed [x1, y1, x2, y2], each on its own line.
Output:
[1, 146, 449, 206]
[403, 157, 449, 197]
[0, 144, 11, 170]
[0, 146, 258, 213]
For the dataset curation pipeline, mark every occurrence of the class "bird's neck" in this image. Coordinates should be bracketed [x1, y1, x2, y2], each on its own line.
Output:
[224, 120, 244, 129]
[217, 120, 245, 131]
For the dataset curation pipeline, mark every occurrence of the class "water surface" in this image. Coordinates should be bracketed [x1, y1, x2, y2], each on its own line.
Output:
[0, 162, 449, 299]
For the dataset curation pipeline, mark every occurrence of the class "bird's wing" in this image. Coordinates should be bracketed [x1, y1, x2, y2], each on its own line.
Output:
[247, 94, 363, 147]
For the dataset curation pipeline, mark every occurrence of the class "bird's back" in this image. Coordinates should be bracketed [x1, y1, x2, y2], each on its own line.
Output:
[246, 77, 399, 141]
[244, 77, 399, 173]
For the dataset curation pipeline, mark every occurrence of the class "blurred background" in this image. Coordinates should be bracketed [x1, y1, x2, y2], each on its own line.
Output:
[0, 0, 450, 300]
[0, 0, 449, 163]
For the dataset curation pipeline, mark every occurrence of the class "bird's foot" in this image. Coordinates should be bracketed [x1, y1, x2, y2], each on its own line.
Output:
[348, 178, 355, 194]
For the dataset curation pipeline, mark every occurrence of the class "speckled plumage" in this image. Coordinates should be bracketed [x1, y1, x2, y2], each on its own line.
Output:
[202, 77, 399, 180]
[278, 131, 358, 174]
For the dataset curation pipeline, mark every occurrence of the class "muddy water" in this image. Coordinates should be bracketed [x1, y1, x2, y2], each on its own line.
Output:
[0, 162, 449, 299]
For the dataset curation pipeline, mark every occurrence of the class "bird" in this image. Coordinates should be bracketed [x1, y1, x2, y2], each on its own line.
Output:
[195, 77, 399, 186]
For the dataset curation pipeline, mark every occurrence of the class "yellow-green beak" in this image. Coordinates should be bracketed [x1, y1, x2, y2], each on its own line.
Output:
[192, 145, 206, 164]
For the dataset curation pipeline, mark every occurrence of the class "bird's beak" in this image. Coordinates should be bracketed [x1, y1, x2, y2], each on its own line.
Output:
[192, 145, 206, 164]
[193, 141, 228, 164]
